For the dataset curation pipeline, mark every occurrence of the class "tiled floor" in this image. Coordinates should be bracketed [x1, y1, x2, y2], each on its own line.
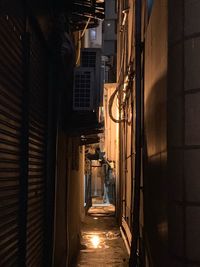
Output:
[75, 205, 129, 267]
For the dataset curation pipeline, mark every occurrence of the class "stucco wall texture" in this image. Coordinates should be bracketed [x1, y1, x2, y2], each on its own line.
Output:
[53, 135, 84, 267]
[144, 1, 168, 266]
[168, 0, 200, 266]
[144, 0, 200, 266]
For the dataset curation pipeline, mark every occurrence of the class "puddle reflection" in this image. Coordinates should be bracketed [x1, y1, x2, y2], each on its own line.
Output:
[81, 230, 120, 250]
[91, 235, 100, 248]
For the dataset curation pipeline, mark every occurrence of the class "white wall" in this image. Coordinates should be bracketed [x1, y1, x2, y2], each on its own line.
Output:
[84, 21, 103, 48]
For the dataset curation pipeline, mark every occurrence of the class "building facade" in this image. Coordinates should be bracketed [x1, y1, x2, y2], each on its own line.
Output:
[114, 0, 200, 266]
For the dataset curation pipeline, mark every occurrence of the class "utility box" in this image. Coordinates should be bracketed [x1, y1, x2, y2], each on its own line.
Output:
[73, 67, 95, 111]
[73, 48, 103, 111]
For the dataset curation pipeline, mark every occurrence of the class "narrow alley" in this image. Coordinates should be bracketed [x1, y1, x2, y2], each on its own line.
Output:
[1, 0, 200, 267]
[75, 199, 129, 267]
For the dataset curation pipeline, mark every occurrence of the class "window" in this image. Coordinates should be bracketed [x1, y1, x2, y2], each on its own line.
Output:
[90, 28, 97, 41]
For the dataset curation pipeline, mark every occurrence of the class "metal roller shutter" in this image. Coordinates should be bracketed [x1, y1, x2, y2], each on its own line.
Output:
[26, 20, 48, 267]
[0, 13, 50, 267]
[0, 16, 25, 266]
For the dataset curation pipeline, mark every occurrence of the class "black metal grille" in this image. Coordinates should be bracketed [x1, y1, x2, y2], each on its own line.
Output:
[0, 13, 49, 267]
[81, 51, 96, 68]
[26, 20, 48, 267]
[0, 16, 25, 267]
[74, 70, 92, 110]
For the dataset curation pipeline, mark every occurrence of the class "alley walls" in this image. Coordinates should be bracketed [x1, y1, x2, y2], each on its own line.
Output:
[53, 132, 68, 267]
[53, 135, 85, 267]
[168, 0, 200, 266]
[144, 1, 168, 266]
[144, 0, 200, 266]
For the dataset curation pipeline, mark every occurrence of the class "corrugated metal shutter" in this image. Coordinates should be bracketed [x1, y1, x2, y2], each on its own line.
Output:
[0, 16, 25, 266]
[26, 20, 48, 266]
[0, 14, 50, 266]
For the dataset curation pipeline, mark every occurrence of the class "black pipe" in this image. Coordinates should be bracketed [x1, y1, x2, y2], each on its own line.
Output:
[129, 0, 142, 266]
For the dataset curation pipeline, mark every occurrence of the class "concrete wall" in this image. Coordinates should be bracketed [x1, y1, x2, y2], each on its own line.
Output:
[144, 0, 200, 266]
[105, 0, 117, 20]
[168, 1, 200, 266]
[144, 1, 168, 266]
[114, 0, 136, 243]
[67, 137, 82, 266]
[104, 20, 116, 41]
[104, 83, 118, 163]
[104, 82, 120, 209]
[79, 146, 85, 222]
[103, 40, 116, 56]
[103, 0, 117, 57]
[115, 0, 200, 265]
[53, 131, 68, 267]
[53, 135, 85, 267]
[91, 160, 103, 197]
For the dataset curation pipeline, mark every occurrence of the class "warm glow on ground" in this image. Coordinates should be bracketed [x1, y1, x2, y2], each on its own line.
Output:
[91, 235, 100, 248]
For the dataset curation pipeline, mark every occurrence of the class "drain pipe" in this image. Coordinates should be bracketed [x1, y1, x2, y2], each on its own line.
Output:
[129, 0, 142, 266]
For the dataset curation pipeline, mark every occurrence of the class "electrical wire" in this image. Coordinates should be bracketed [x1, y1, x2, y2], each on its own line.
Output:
[75, 17, 91, 65]
[108, 27, 126, 123]
[108, 6, 135, 124]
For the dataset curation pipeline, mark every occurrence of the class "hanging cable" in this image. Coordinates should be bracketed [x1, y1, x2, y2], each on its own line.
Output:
[108, 55, 125, 122]
[108, 6, 136, 124]
[108, 6, 128, 123]
[75, 17, 91, 65]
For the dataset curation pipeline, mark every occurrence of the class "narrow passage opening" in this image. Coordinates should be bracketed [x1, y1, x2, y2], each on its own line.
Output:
[74, 154, 129, 267]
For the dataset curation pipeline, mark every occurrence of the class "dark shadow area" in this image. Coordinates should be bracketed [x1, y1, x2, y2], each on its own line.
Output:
[143, 74, 169, 267]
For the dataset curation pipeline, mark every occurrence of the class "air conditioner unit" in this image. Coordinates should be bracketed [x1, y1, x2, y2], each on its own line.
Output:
[81, 48, 101, 68]
[80, 48, 103, 106]
[73, 67, 95, 111]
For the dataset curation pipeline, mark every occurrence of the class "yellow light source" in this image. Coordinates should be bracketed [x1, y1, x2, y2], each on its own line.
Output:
[91, 235, 100, 248]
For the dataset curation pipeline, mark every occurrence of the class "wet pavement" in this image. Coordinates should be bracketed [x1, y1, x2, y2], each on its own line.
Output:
[75, 205, 129, 267]
[88, 204, 115, 216]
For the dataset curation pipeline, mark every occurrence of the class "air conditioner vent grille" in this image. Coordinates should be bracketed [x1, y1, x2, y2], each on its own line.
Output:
[73, 48, 102, 111]
[81, 51, 96, 67]
[73, 69, 94, 110]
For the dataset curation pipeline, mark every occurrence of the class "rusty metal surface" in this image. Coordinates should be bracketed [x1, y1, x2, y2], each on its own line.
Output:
[76, 211, 129, 267]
